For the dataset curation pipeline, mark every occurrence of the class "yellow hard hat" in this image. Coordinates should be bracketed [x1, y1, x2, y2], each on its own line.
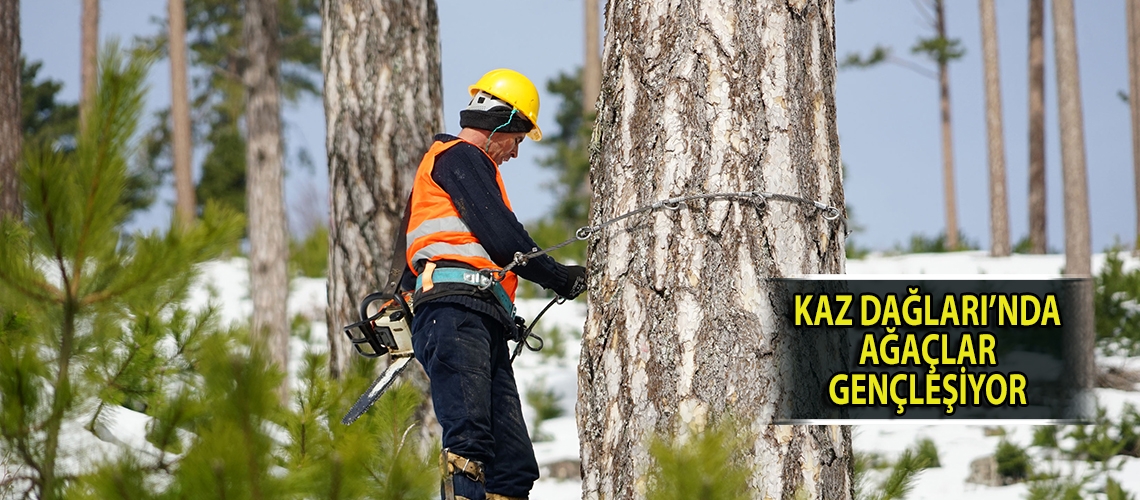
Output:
[468, 69, 542, 141]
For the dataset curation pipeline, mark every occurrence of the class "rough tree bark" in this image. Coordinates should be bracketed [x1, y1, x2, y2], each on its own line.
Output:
[244, 0, 290, 390]
[578, 1, 851, 498]
[1052, 0, 1094, 390]
[0, 0, 20, 218]
[934, 0, 959, 250]
[170, 0, 196, 228]
[583, 0, 601, 113]
[1028, 0, 1047, 254]
[321, 0, 443, 379]
[1128, 0, 1140, 253]
[980, 0, 1009, 256]
[80, 0, 98, 132]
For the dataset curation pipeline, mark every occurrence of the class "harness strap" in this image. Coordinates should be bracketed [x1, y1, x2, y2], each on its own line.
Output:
[443, 449, 485, 483]
[416, 267, 516, 318]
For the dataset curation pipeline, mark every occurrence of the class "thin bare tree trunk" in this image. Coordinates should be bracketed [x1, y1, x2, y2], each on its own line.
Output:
[1028, 0, 1047, 254]
[0, 0, 20, 218]
[80, 0, 98, 133]
[321, 0, 443, 379]
[244, 0, 290, 394]
[980, 0, 1009, 256]
[935, 0, 959, 250]
[583, 0, 601, 113]
[169, 0, 195, 228]
[579, 1, 851, 498]
[1129, 0, 1140, 253]
[1052, 0, 1094, 391]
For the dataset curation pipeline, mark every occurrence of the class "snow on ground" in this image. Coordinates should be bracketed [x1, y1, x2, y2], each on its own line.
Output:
[108, 252, 1140, 498]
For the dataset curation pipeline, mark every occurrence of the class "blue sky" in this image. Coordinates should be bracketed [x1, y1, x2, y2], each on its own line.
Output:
[19, 0, 1138, 253]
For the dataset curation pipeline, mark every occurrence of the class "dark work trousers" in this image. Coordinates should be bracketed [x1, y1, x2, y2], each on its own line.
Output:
[411, 300, 539, 499]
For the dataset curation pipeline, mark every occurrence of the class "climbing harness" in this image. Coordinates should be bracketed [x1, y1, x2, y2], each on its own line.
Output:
[340, 188, 845, 424]
[416, 266, 517, 318]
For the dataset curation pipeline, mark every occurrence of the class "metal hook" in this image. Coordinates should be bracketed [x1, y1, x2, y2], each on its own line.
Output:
[752, 191, 767, 208]
[823, 206, 841, 221]
[663, 199, 683, 211]
[477, 269, 498, 289]
[576, 226, 594, 240]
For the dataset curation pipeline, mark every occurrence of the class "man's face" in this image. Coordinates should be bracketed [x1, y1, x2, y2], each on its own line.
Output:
[484, 132, 527, 165]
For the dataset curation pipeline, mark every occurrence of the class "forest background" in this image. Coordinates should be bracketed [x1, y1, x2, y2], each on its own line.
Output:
[18, 0, 1139, 254]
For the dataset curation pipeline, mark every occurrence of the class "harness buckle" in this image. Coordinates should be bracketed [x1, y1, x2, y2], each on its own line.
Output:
[475, 269, 498, 290]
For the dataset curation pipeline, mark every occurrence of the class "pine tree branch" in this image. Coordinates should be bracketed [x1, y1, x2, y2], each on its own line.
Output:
[910, 0, 936, 29]
[0, 267, 61, 304]
[888, 56, 939, 80]
[31, 162, 74, 305]
[73, 71, 124, 299]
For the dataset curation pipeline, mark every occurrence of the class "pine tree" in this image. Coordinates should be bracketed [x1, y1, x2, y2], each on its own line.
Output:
[321, 0, 443, 379]
[0, 42, 243, 499]
[243, 0, 290, 394]
[579, 0, 851, 497]
[1053, 0, 1095, 390]
[79, 0, 98, 133]
[1028, 0, 1047, 254]
[20, 60, 79, 149]
[0, 0, 20, 218]
[979, 0, 1010, 256]
[168, 0, 196, 228]
[0, 41, 436, 500]
[136, 0, 321, 218]
[840, 0, 965, 250]
[1129, 0, 1140, 253]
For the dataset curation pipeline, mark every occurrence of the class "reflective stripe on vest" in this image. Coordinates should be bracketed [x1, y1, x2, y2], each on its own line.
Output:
[406, 139, 519, 301]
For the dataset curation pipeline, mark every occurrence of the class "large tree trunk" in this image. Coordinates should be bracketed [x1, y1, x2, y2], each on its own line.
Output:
[80, 0, 98, 133]
[1028, 0, 1047, 254]
[243, 0, 290, 393]
[935, 0, 959, 250]
[980, 0, 1009, 256]
[321, 0, 443, 379]
[170, 0, 196, 228]
[0, 0, 20, 218]
[582, 0, 601, 113]
[1052, 0, 1094, 390]
[1129, 0, 1140, 253]
[578, 1, 851, 498]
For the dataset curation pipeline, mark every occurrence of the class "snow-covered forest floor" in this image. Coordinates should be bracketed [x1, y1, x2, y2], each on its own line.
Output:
[87, 251, 1140, 499]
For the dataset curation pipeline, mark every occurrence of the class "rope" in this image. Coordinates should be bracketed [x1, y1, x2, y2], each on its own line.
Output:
[499, 189, 846, 360]
[495, 189, 847, 277]
[510, 295, 564, 362]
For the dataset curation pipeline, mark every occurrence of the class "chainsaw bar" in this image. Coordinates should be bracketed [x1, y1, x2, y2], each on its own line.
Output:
[342, 355, 413, 425]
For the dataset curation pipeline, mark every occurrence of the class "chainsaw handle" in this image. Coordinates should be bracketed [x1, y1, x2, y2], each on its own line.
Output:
[358, 291, 414, 324]
[358, 292, 391, 323]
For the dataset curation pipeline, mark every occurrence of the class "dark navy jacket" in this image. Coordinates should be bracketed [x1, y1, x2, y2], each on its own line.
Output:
[400, 134, 569, 327]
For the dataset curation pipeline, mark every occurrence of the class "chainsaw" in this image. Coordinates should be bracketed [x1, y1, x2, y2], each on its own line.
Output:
[340, 290, 416, 425]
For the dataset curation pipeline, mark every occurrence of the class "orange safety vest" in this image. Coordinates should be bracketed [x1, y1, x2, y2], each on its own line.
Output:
[405, 139, 519, 300]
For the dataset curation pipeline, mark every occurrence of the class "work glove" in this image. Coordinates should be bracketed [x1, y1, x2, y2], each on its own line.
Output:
[553, 265, 587, 300]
